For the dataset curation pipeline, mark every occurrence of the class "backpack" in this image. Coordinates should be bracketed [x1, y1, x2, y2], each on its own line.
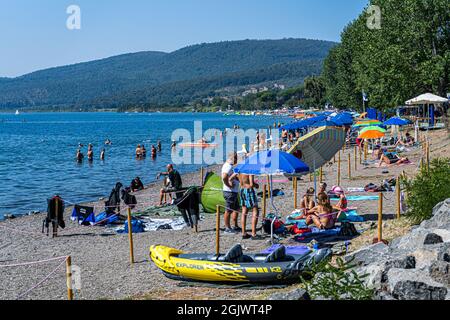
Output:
[262, 216, 286, 235]
[339, 222, 359, 237]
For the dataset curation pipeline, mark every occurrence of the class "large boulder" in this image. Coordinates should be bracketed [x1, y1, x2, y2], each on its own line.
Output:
[345, 242, 390, 266]
[429, 261, 450, 287]
[386, 268, 448, 300]
[420, 199, 450, 230]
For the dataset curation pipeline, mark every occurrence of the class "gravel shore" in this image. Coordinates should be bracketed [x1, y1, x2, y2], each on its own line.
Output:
[0, 129, 448, 300]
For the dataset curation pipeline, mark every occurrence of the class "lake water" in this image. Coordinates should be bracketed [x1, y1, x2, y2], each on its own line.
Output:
[0, 112, 284, 219]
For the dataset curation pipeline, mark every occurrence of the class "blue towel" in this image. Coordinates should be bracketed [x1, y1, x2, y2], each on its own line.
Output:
[331, 195, 379, 201]
[339, 210, 365, 222]
[294, 227, 341, 243]
[261, 244, 310, 256]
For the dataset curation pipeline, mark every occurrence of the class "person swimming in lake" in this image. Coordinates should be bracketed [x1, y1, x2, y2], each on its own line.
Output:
[135, 144, 142, 159]
[171, 141, 177, 150]
[76, 149, 84, 163]
[140, 144, 147, 158]
[87, 144, 94, 162]
[151, 145, 157, 159]
[104, 139, 112, 145]
[157, 140, 162, 152]
[100, 148, 105, 160]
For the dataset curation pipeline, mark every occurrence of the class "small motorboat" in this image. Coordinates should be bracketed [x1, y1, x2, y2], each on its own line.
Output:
[149, 244, 332, 284]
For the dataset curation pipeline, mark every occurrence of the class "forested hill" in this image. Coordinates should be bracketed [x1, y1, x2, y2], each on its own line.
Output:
[0, 39, 336, 110]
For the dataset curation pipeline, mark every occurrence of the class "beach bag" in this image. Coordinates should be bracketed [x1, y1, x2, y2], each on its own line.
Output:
[118, 219, 145, 234]
[262, 216, 286, 235]
[339, 222, 359, 237]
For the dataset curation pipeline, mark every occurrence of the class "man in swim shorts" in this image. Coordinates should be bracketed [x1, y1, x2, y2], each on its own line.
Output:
[222, 152, 241, 234]
[238, 173, 261, 240]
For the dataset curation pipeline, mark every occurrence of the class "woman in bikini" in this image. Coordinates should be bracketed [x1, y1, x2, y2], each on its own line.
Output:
[306, 193, 337, 230]
[295, 187, 316, 220]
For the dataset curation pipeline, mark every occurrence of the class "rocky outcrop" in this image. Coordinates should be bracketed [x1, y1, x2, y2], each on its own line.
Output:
[268, 288, 310, 300]
[346, 199, 450, 300]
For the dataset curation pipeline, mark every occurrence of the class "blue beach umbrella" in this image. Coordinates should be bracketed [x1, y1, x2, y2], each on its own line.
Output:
[310, 120, 341, 128]
[383, 117, 410, 126]
[234, 150, 309, 243]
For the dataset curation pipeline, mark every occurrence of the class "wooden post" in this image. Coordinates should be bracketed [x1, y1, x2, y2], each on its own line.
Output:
[364, 140, 368, 162]
[267, 175, 271, 199]
[309, 172, 313, 182]
[354, 146, 358, 171]
[262, 184, 267, 220]
[319, 167, 323, 183]
[396, 176, 401, 219]
[53, 197, 59, 238]
[359, 145, 362, 165]
[377, 192, 383, 242]
[127, 207, 134, 264]
[293, 177, 298, 209]
[337, 151, 341, 186]
[426, 141, 430, 172]
[348, 153, 351, 180]
[216, 205, 220, 256]
[200, 167, 204, 186]
[66, 256, 73, 300]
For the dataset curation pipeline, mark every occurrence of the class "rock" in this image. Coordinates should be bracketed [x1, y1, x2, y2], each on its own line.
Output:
[424, 233, 444, 245]
[374, 290, 396, 300]
[268, 288, 311, 300]
[429, 261, 450, 286]
[386, 268, 448, 300]
[345, 242, 390, 267]
[432, 229, 450, 243]
[421, 199, 450, 230]
[437, 243, 450, 262]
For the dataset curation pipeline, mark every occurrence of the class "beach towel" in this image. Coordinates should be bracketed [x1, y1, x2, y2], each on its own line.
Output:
[347, 187, 365, 193]
[331, 195, 379, 201]
[338, 209, 364, 223]
[117, 219, 145, 234]
[261, 244, 310, 256]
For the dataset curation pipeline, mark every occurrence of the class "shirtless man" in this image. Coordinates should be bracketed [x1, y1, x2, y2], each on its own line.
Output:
[238, 173, 261, 240]
[76, 149, 84, 163]
[135, 144, 142, 159]
[157, 140, 162, 152]
[87, 144, 94, 162]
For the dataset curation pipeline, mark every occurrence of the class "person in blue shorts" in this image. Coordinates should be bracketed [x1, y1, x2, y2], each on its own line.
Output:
[238, 173, 262, 240]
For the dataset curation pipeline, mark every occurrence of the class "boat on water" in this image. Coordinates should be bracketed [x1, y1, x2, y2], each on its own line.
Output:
[179, 142, 218, 149]
[15, 110, 20, 115]
[150, 244, 332, 284]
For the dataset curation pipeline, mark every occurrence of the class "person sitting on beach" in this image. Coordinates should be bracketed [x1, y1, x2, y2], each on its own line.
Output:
[87, 144, 94, 162]
[100, 148, 105, 160]
[318, 182, 328, 199]
[76, 149, 84, 162]
[238, 172, 261, 240]
[157, 164, 183, 206]
[130, 177, 144, 192]
[373, 145, 383, 160]
[332, 186, 348, 212]
[306, 193, 337, 230]
[135, 144, 142, 159]
[396, 132, 415, 147]
[301, 187, 316, 211]
[379, 152, 409, 166]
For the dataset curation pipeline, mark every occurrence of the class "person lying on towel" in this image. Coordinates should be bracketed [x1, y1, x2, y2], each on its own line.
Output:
[378, 152, 409, 166]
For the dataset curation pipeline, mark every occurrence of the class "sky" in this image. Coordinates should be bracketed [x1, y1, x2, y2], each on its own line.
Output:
[0, 0, 368, 77]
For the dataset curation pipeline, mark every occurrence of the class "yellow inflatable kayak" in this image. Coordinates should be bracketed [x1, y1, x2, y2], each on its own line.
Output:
[149, 244, 331, 284]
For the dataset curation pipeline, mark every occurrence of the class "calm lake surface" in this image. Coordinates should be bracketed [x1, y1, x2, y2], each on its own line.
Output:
[0, 112, 285, 218]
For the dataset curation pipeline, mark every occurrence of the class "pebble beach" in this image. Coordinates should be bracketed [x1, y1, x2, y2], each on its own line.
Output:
[0, 129, 448, 300]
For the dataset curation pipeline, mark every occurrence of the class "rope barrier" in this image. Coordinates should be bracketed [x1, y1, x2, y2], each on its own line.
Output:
[0, 256, 68, 268]
[16, 257, 68, 300]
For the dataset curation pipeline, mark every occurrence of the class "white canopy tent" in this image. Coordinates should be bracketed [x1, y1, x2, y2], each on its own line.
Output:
[405, 93, 448, 105]
[404, 93, 448, 140]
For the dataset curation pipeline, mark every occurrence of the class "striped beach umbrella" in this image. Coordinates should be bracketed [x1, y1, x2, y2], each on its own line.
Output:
[359, 126, 387, 134]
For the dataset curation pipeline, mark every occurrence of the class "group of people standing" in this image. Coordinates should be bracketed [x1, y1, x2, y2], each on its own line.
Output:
[221, 152, 262, 240]
[136, 141, 162, 160]
[76, 143, 105, 163]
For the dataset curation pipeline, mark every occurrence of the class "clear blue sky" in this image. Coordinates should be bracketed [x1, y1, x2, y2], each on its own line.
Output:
[0, 0, 368, 77]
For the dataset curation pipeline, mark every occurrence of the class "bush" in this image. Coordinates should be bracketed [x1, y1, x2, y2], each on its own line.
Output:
[300, 257, 374, 300]
[403, 158, 450, 224]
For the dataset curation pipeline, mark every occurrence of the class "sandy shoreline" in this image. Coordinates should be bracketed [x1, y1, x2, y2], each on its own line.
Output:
[0, 129, 448, 300]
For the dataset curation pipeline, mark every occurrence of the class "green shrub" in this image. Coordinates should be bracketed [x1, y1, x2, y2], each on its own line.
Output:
[301, 257, 374, 300]
[403, 158, 450, 224]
